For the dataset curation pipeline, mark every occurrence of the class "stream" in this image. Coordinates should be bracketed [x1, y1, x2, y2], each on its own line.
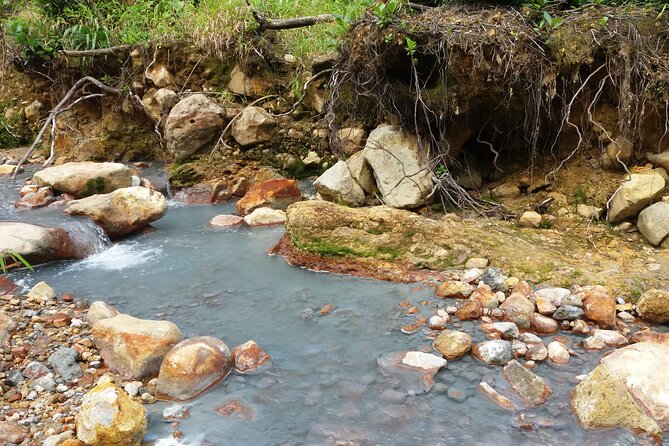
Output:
[1, 168, 646, 445]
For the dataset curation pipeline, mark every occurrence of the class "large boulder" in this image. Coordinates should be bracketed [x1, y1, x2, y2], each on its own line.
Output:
[92, 314, 183, 379]
[314, 161, 366, 207]
[637, 202, 669, 246]
[362, 124, 432, 208]
[65, 186, 167, 238]
[32, 162, 133, 198]
[236, 179, 301, 216]
[572, 342, 669, 441]
[607, 172, 666, 222]
[230, 106, 277, 147]
[636, 289, 669, 324]
[164, 94, 226, 161]
[0, 222, 88, 266]
[76, 382, 147, 446]
[155, 336, 232, 401]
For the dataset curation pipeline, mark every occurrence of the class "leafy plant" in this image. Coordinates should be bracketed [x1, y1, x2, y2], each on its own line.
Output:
[371, 0, 401, 28]
[4, 17, 58, 61]
[1, 252, 33, 273]
[405, 36, 417, 63]
[536, 11, 564, 33]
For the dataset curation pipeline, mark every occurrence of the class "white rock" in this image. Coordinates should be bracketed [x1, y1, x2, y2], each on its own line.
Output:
[401, 351, 447, 371]
[608, 172, 666, 222]
[243, 207, 286, 227]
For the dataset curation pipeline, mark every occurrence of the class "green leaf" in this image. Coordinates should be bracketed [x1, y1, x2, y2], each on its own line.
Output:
[11, 252, 32, 271]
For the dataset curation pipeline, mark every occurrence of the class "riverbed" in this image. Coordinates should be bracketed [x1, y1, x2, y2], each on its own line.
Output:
[1, 169, 646, 445]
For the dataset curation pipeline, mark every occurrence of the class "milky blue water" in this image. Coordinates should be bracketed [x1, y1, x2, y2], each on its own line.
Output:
[1, 168, 645, 446]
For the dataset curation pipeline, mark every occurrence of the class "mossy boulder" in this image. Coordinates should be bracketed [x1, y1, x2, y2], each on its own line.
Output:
[32, 162, 132, 198]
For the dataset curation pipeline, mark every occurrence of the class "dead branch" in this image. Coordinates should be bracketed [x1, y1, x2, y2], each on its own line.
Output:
[245, 0, 334, 31]
[59, 45, 132, 58]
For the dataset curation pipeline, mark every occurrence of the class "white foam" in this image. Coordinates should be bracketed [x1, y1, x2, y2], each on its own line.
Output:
[66, 243, 163, 272]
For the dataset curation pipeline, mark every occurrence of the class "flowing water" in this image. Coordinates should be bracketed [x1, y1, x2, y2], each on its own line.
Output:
[1, 169, 647, 446]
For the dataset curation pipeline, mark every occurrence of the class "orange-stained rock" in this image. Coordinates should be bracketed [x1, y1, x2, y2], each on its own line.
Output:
[455, 298, 483, 321]
[512, 281, 533, 297]
[155, 336, 232, 401]
[582, 289, 616, 329]
[231, 340, 270, 373]
[435, 280, 472, 299]
[92, 314, 182, 379]
[215, 398, 254, 419]
[235, 179, 301, 216]
[529, 313, 558, 335]
[479, 382, 515, 410]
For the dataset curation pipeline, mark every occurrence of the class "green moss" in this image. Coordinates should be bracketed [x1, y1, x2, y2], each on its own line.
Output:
[83, 176, 106, 196]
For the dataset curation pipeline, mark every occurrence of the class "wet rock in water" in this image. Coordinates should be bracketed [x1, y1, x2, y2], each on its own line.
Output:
[547, 341, 570, 365]
[433, 330, 472, 360]
[313, 160, 366, 207]
[552, 305, 584, 321]
[0, 421, 25, 444]
[65, 186, 167, 238]
[15, 186, 55, 209]
[480, 268, 505, 291]
[0, 222, 88, 266]
[582, 329, 629, 350]
[480, 322, 519, 340]
[155, 336, 232, 401]
[519, 211, 542, 228]
[503, 359, 552, 406]
[478, 382, 515, 410]
[236, 178, 301, 216]
[0, 164, 22, 175]
[47, 347, 82, 382]
[572, 319, 590, 335]
[173, 180, 230, 205]
[86, 301, 120, 326]
[0, 276, 18, 295]
[455, 298, 483, 321]
[164, 94, 225, 161]
[32, 162, 133, 198]
[607, 172, 666, 222]
[209, 214, 244, 228]
[636, 289, 669, 324]
[472, 340, 513, 365]
[92, 314, 182, 379]
[525, 342, 548, 362]
[529, 313, 558, 335]
[231, 340, 270, 373]
[362, 124, 432, 209]
[243, 207, 287, 227]
[428, 315, 448, 330]
[572, 342, 669, 441]
[76, 382, 147, 446]
[230, 106, 278, 147]
[581, 288, 616, 329]
[502, 307, 531, 330]
[377, 352, 442, 395]
[401, 351, 447, 371]
[435, 280, 472, 299]
[637, 202, 669, 246]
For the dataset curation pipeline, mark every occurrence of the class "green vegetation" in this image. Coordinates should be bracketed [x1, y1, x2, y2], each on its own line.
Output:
[83, 176, 106, 196]
[4, 0, 664, 67]
[0, 251, 33, 273]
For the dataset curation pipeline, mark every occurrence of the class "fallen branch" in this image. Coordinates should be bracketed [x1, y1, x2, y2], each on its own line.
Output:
[245, 0, 334, 31]
[13, 77, 121, 178]
[59, 45, 132, 58]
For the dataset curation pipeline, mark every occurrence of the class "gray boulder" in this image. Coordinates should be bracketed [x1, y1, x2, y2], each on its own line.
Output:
[637, 202, 669, 246]
[314, 161, 366, 207]
[362, 124, 432, 209]
[164, 94, 225, 161]
[32, 162, 132, 198]
[607, 172, 665, 222]
[231, 106, 277, 147]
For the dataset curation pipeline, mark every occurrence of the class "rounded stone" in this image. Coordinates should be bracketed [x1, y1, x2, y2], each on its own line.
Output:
[155, 336, 232, 401]
[433, 330, 472, 361]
